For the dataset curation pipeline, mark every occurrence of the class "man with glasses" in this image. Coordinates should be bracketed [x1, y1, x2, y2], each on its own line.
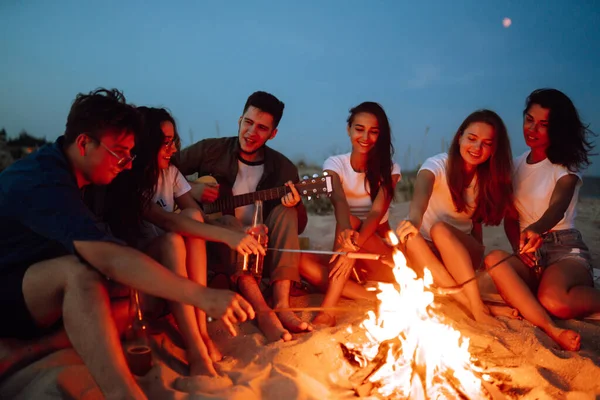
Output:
[0, 88, 254, 400]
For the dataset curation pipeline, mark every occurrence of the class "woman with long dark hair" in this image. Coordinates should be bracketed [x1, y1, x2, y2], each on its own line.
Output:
[300, 102, 401, 327]
[485, 89, 598, 351]
[396, 109, 516, 327]
[105, 107, 263, 376]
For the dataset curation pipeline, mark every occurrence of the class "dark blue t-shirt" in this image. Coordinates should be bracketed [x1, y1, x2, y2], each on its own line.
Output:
[0, 136, 123, 273]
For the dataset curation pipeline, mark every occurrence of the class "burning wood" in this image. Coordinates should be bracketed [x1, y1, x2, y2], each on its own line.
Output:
[340, 232, 491, 399]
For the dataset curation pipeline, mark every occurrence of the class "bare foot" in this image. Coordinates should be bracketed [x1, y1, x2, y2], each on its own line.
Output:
[257, 311, 293, 342]
[488, 304, 521, 320]
[188, 352, 218, 376]
[472, 306, 506, 328]
[276, 311, 313, 333]
[312, 312, 336, 328]
[202, 335, 223, 362]
[548, 328, 581, 351]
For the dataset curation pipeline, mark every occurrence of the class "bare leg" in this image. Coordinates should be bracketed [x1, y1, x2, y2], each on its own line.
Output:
[537, 259, 600, 319]
[238, 275, 292, 342]
[145, 233, 216, 376]
[485, 250, 580, 351]
[402, 233, 471, 311]
[262, 205, 309, 334]
[431, 222, 506, 327]
[299, 253, 375, 300]
[273, 279, 313, 332]
[0, 298, 129, 378]
[22, 256, 146, 399]
[180, 208, 222, 363]
[352, 219, 396, 283]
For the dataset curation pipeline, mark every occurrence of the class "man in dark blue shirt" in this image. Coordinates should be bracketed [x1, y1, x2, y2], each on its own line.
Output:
[0, 89, 254, 399]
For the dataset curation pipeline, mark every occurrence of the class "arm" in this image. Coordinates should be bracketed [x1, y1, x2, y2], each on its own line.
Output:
[73, 240, 253, 325]
[528, 174, 579, 234]
[520, 174, 580, 254]
[75, 240, 207, 305]
[407, 170, 435, 229]
[325, 170, 353, 233]
[144, 199, 263, 254]
[355, 174, 401, 248]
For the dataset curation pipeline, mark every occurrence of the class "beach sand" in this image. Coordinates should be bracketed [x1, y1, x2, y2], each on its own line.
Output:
[1, 199, 599, 399]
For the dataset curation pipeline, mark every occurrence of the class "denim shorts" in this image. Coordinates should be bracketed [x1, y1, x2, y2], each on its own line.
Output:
[536, 229, 593, 278]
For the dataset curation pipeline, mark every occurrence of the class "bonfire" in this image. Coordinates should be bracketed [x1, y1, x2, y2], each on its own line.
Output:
[342, 232, 491, 399]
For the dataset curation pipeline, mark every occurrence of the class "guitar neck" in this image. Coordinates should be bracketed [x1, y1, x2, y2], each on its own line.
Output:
[204, 186, 291, 214]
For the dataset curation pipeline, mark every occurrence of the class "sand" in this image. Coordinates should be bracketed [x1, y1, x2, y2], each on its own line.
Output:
[1, 199, 599, 399]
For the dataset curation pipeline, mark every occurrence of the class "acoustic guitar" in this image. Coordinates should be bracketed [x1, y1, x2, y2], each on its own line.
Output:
[195, 174, 333, 219]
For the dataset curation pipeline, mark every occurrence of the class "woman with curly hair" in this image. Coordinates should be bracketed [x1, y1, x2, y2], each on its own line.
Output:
[485, 89, 598, 351]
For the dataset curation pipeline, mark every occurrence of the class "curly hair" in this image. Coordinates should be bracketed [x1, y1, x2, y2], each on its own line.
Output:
[524, 88, 596, 172]
[64, 88, 141, 144]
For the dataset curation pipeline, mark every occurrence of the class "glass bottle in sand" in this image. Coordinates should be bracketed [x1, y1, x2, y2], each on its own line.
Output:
[123, 289, 153, 376]
[242, 200, 268, 280]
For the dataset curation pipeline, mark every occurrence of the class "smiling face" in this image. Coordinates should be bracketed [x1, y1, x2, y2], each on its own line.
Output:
[458, 122, 495, 169]
[237, 106, 277, 160]
[157, 120, 178, 170]
[348, 112, 379, 155]
[523, 103, 550, 152]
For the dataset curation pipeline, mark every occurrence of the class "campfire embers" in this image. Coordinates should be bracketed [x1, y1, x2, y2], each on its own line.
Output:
[341, 234, 489, 399]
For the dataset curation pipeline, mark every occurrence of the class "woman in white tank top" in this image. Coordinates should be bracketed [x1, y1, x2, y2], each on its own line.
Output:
[395, 109, 516, 328]
[299, 102, 401, 327]
[485, 89, 598, 351]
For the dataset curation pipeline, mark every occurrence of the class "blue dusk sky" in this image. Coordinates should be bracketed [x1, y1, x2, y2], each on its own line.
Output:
[1, 0, 598, 175]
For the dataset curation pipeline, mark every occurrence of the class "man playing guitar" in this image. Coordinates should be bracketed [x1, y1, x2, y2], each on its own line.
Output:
[178, 91, 312, 341]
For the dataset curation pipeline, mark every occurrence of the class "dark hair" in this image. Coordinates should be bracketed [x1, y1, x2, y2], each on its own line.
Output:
[242, 91, 285, 128]
[347, 102, 395, 202]
[64, 88, 141, 144]
[105, 107, 181, 243]
[447, 109, 513, 225]
[524, 88, 596, 172]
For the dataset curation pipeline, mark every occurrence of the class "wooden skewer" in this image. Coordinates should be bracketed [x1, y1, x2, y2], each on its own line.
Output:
[270, 305, 373, 313]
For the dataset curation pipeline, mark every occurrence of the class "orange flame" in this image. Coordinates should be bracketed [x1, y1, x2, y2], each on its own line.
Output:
[350, 231, 485, 398]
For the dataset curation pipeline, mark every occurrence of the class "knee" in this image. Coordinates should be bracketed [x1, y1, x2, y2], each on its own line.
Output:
[484, 250, 511, 270]
[63, 257, 107, 291]
[180, 208, 205, 223]
[159, 232, 186, 254]
[429, 221, 452, 241]
[269, 205, 298, 230]
[537, 287, 575, 319]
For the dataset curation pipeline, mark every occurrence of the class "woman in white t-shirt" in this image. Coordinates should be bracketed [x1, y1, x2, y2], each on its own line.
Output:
[299, 102, 401, 327]
[396, 109, 515, 328]
[106, 107, 263, 376]
[485, 89, 597, 351]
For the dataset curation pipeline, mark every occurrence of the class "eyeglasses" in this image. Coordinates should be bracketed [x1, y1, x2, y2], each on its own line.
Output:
[163, 139, 179, 149]
[97, 141, 136, 168]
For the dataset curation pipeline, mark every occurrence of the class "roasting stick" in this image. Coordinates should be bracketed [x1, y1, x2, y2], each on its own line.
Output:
[429, 252, 517, 295]
[266, 247, 383, 284]
[395, 232, 519, 295]
[266, 248, 382, 260]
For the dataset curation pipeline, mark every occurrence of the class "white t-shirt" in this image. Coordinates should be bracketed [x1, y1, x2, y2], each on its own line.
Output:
[232, 159, 264, 225]
[513, 151, 582, 231]
[419, 153, 477, 241]
[323, 153, 401, 224]
[140, 165, 192, 239]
